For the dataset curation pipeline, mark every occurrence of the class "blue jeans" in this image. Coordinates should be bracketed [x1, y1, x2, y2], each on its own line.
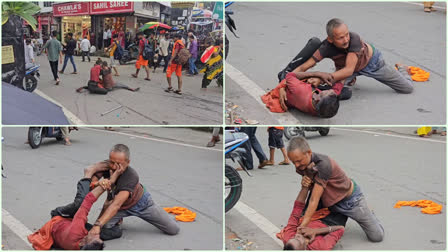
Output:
[344, 48, 413, 94]
[239, 127, 268, 169]
[329, 182, 385, 242]
[188, 57, 198, 74]
[61, 54, 77, 73]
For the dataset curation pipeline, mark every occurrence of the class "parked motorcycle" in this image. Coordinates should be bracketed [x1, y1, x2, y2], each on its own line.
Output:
[225, 1, 238, 59]
[2, 64, 40, 92]
[119, 43, 139, 65]
[225, 129, 252, 212]
[24, 64, 40, 92]
[28, 127, 64, 149]
[284, 127, 330, 140]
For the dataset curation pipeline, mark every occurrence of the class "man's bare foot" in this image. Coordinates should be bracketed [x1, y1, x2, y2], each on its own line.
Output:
[395, 63, 411, 75]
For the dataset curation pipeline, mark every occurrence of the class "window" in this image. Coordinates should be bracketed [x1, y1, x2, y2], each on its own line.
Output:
[43, 2, 54, 7]
[31, 2, 39, 6]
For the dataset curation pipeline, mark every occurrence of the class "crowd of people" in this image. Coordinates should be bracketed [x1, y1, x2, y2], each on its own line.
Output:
[33, 25, 223, 95]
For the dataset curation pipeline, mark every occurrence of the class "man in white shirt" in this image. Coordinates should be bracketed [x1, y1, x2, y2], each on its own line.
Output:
[154, 33, 170, 73]
[24, 39, 35, 69]
[80, 36, 91, 62]
[103, 28, 109, 48]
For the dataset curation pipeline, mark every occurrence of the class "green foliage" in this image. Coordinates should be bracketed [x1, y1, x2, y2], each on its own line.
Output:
[2, 2, 40, 30]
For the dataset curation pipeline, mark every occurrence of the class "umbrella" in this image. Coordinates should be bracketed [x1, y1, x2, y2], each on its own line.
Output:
[2, 83, 70, 125]
[139, 22, 172, 31]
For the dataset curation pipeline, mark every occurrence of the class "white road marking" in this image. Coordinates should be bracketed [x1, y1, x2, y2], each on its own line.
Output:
[401, 1, 446, 10]
[226, 63, 300, 125]
[234, 201, 284, 248]
[34, 89, 85, 125]
[333, 128, 446, 143]
[2, 209, 33, 249]
[84, 127, 222, 152]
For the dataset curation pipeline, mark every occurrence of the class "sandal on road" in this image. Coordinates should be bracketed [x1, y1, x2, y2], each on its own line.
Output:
[174, 90, 183, 95]
[144, 78, 151, 81]
[131, 74, 138, 78]
[164, 87, 173, 93]
[279, 161, 291, 165]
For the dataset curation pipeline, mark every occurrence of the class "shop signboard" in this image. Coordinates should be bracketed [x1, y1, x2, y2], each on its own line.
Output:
[90, 2, 134, 15]
[212, 2, 223, 20]
[53, 2, 90, 17]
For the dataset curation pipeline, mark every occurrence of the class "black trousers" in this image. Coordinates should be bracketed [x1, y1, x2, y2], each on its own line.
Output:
[155, 55, 170, 72]
[49, 60, 59, 80]
[50, 178, 91, 218]
[278, 37, 322, 82]
[81, 51, 91, 62]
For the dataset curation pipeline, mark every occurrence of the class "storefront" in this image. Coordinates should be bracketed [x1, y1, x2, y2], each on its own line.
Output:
[53, 2, 91, 43]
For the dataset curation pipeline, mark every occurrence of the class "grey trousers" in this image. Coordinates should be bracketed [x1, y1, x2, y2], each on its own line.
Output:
[101, 192, 179, 240]
[329, 183, 384, 242]
[344, 48, 413, 94]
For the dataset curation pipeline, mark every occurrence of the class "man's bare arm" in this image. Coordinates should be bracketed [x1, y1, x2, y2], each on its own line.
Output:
[292, 57, 317, 74]
[299, 183, 325, 228]
[97, 190, 129, 225]
[330, 52, 358, 82]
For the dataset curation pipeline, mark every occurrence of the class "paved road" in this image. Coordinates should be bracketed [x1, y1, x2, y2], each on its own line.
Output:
[2, 127, 223, 250]
[32, 54, 222, 125]
[226, 2, 446, 125]
[225, 127, 446, 250]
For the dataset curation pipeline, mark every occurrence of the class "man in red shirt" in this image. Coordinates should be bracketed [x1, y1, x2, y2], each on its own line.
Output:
[28, 162, 124, 250]
[280, 176, 346, 250]
[165, 34, 185, 95]
[131, 32, 151, 81]
[262, 72, 351, 118]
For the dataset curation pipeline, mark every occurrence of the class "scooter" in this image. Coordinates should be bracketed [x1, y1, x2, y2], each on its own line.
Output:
[24, 64, 40, 92]
[225, 1, 238, 59]
[28, 127, 64, 149]
[119, 43, 139, 65]
[2, 64, 40, 92]
[225, 129, 252, 212]
[284, 127, 330, 140]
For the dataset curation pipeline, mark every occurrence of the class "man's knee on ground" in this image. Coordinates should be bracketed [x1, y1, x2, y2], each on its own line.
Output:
[164, 222, 180, 235]
[397, 84, 413, 94]
[367, 229, 384, 242]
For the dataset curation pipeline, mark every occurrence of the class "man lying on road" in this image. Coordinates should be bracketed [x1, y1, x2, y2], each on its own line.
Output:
[287, 137, 384, 242]
[28, 162, 123, 250]
[279, 18, 413, 96]
[262, 72, 352, 118]
[279, 176, 347, 250]
[87, 144, 179, 241]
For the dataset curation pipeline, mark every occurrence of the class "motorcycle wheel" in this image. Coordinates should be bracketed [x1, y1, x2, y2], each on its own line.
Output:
[23, 75, 38, 92]
[318, 127, 330, 136]
[119, 59, 126, 65]
[56, 136, 64, 141]
[225, 35, 229, 60]
[284, 127, 305, 140]
[28, 127, 42, 149]
[225, 165, 242, 212]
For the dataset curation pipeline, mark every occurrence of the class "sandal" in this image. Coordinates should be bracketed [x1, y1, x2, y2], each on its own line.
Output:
[164, 87, 173, 93]
[144, 78, 151, 81]
[131, 74, 138, 78]
[278, 161, 291, 165]
[174, 90, 183, 95]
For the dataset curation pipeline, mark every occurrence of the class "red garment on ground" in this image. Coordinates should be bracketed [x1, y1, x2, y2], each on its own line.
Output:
[277, 201, 344, 250]
[90, 64, 102, 82]
[27, 216, 65, 250]
[52, 192, 98, 250]
[261, 73, 344, 116]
